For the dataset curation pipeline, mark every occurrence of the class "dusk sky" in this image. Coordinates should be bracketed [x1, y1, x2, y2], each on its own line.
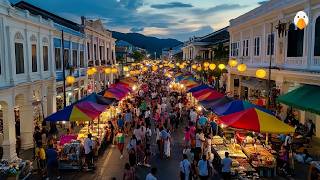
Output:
[10, 0, 267, 41]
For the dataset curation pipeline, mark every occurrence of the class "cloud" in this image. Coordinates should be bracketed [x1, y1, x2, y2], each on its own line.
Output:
[151, 2, 193, 9]
[191, 4, 248, 16]
[258, 1, 269, 5]
[130, 27, 144, 32]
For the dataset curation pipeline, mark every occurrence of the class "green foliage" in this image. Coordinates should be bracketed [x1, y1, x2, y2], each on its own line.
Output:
[131, 51, 145, 62]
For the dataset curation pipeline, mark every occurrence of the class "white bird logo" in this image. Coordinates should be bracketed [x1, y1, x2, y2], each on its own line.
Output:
[294, 11, 309, 30]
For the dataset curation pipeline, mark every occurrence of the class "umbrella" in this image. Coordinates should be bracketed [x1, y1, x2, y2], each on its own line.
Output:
[188, 84, 210, 93]
[219, 108, 295, 134]
[192, 88, 214, 97]
[213, 100, 273, 116]
[200, 96, 233, 109]
[45, 101, 107, 122]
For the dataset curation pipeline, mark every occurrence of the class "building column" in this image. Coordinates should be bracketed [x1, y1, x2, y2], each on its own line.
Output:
[46, 84, 57, 115]
[316, 115, 320, 138]
[17, 96, 34, 150]
[1, 100, 17, 161]
[226, 72, 234, 95]
[299, 110, 306, 125]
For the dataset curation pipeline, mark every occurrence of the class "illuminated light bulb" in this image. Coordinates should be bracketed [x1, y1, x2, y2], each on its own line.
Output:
[209, 63, 216, 70]
[218, 64, 226, 70]
[237, 64, 247, 72]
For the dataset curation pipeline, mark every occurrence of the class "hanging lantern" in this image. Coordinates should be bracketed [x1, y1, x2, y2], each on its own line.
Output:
[209, 63, 216, 70]
[91, 67, 97, 73]
[131, 63, 136, 66]
[169, 64, 175, 68]
[176, 62, 180, 66]
[159, 65, 163, 68]
[66, 75, 75, 85]
[152, 66, 158, 71]
[129, 70, 135, 75]
[229, 59, 238, 67]
[135, 70, 140, 75]
[182, 62, 187, 66]
[203, 62, 210, 68]
[256, 69, 267, 78]
[123, 66, 129, 72]
[87, 68, 94, 76]
[204, 67, 209, 71]
[192, 64, 197, 69]
[237, 63, 247, 72]
[111, 67, 118, 74]
[218, 64, 226, 70]
[104, 67, 112, 74]
[143, 67, 148, 72]
[197, 66, 202, 71]
[179, 64, 184, 69]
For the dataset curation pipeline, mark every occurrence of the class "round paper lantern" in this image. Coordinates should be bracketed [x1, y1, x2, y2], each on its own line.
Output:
[159, 65, 163, 68]
[152, 66, 158, 71]
[218, 64, 226, 70]
[169, 64, 175, 68]
[203, 62, 210, 68]
[192, 64, 197, 69]
[176, 62, 180, 66]
[111, 67, 118, 74]
[129, 70, 135, 75]
[123, 66, 129, 72]
[104, 67, 111, 74]
[66, 76, 75, 85]
[91, 67, 97, 73]
[237, 63, 247, 72]
[256, 69, 267, 78]
[229, 59, 238, 67]
[209, 63, 216, 70]
[179, 64, 184, 69]
[143, 67, 148, 72]
[87, 68, 94, 76]
[197, 66, 202, 71]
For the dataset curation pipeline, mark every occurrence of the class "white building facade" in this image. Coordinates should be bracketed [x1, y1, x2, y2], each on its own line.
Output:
[0, 0, 56, 160]
[82, 18, 116, 92]
[227, 0, 320, 137]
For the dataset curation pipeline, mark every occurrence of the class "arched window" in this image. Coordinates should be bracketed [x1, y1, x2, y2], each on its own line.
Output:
[30, 35, 37, 72]
[314, 16, 320, 56]
[287, 23, 304, 57]
[14, 32, 24, 74]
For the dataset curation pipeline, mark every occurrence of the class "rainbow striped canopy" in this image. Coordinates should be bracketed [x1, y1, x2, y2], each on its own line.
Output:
[219, 108, 295, 134]
[46, 101, 107, 122]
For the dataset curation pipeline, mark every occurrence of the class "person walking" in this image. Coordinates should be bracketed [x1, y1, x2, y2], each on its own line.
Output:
[146, 167, 157, 180]
[221, 152, 232, 180]
[180, 154, 191, 180]
[84, 133, 94, 169]
[123, 163, 135, 180]
[116, 128, 125, 159]
[197, 155, 212, 180]
[164, 129, 171, 158]
[46, 144, 60, 180]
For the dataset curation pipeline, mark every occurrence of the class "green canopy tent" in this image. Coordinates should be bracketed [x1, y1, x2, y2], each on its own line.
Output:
[277, 85, 320, 115]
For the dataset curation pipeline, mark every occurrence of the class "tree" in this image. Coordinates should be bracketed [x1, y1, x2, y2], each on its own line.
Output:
[131, 51, 145, 62]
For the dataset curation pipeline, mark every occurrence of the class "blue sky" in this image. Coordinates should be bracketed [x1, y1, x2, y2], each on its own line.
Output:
[10, 0, 266, 41]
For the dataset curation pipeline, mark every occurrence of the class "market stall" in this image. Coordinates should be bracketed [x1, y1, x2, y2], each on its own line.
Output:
[0, 159, 32, 180]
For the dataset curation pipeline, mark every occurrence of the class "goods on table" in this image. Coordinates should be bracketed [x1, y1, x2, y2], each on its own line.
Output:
[58, 140, 82, 170]
[213, 143, 247, 159]
[242, 145, 276, 168]
[211, 136, 224, 145]
[0, 159, 32, 179]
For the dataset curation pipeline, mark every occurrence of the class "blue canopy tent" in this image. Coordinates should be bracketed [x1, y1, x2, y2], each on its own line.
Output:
[45, 105, 74, 122]
[188, 84, 210, 93]
[212, 100, 274, 116]
[200, 96, 233, 109]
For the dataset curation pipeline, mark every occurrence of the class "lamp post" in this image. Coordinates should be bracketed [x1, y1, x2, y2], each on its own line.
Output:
[61, 30, 67, 108]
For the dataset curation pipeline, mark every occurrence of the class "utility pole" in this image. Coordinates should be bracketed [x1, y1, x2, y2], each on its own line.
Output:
[267, 23, 273, 109]
[62, 30, 67, 108]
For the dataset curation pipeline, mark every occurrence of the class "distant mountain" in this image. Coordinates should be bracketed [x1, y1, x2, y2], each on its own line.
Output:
[111, 31, 182, 57]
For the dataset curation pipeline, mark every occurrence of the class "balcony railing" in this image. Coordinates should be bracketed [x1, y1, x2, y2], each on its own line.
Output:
[313, 56, 320, 66]
[285, 57, 306, 66]
[101, 60, 106, 65]
[95, 60, 100, 66]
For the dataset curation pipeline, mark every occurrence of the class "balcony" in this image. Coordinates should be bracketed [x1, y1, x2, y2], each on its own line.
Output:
[95, 60, 100, 66]
[101, 60, 106, 65]
[313, 56, 320, 66]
